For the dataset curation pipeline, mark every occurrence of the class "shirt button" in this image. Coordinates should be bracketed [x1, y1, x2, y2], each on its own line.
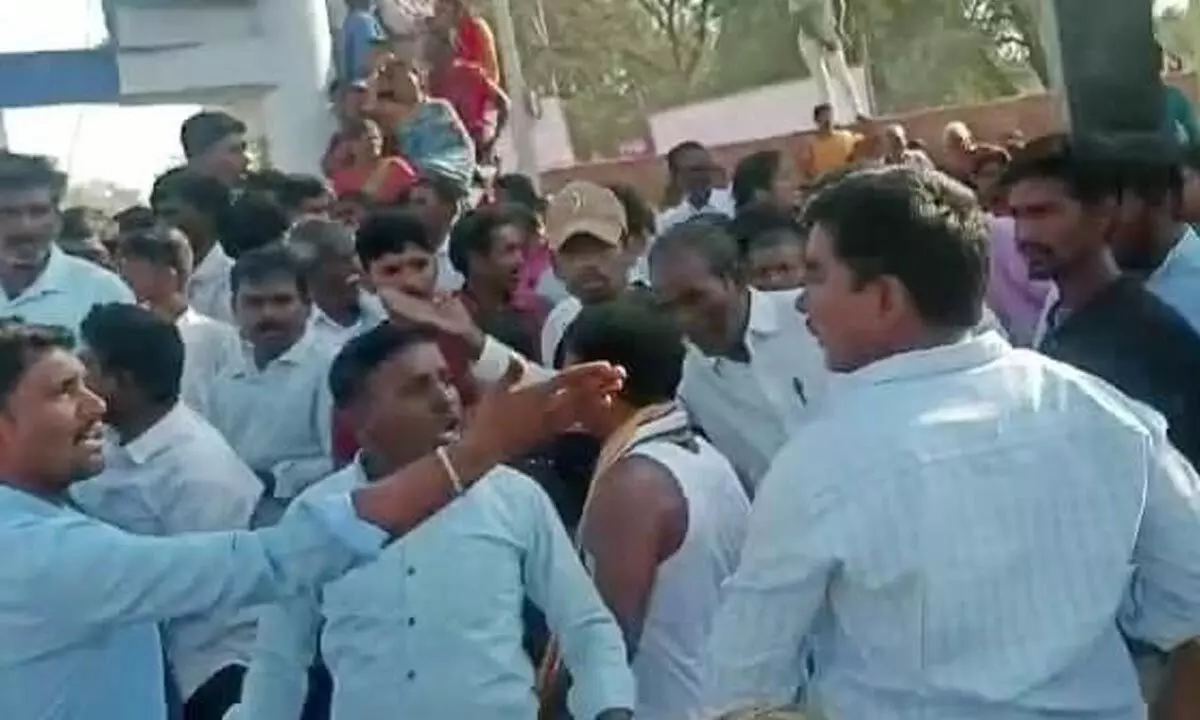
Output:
[406, 670, 416, 680]
[406, 566, 416, 576]
[407, 617, 415, 627]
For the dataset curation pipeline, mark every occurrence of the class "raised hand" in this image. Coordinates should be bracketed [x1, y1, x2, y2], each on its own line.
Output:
[377, 288, 483, 347]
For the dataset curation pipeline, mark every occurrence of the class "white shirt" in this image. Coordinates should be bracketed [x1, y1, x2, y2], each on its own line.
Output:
[70, 404, 263, 698]
[540, 296, 582, 366]
[203, 329, 337, 500]
[176, 307, 244, 416]
[306, 293, 387, 350]
[189, 244, 235, 324]
[0, 245, 134, 336]
[678, 288, 829, 489]
[620, 410, 749, 720]
[436, 238, 464, 293]
[656, 188, 735, 236]
[705, 332, 1200, 719]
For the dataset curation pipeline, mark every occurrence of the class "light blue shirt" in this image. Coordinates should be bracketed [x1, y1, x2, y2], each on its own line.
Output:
[203, 328, 336, 500]
[705, 333, 1200, 719]
[237, 461, 635, 720]
[0, 484, 385, 720]
[0, 245, 134, 336]
[1148, 225, 1200, 335]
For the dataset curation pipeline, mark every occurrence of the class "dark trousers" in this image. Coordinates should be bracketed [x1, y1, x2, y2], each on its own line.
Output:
[183, 664, 246, 720]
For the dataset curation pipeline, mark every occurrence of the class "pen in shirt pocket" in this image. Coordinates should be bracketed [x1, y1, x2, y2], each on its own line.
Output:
[792, 377, 807, 404]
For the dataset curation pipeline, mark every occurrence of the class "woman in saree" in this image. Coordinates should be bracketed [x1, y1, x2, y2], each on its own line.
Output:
[370, 57, 477, 195]
[326, 118, 415, 205]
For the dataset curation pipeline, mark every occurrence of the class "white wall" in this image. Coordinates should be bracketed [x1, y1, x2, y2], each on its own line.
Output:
[648, 70, 870, 151]
[111, 4, 260, 49]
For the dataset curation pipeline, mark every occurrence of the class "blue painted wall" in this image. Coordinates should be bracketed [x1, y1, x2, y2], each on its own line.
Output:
[0, 48, 120, 108]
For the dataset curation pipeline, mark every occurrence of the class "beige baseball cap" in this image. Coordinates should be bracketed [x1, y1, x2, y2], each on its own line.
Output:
[545, 181, 627, 253]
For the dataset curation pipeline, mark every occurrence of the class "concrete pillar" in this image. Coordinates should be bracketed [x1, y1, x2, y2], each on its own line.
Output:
[256, 0, 335, 175]
[1045, 0, 1164, 136]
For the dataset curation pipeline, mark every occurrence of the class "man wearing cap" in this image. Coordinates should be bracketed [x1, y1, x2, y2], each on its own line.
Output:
[539, 181, 640, 367]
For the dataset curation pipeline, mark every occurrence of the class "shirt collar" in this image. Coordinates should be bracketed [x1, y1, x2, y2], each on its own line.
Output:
[309, 292, 382, 333]
[0, 483, 72, 518]
[192, 243, 232, 285]
[230, 326, 318, 377]
[842, 331, 1010, 392]
[1152, 225, 1200, 283]
[123, 403, 194, 465]
[695, 288, 780, 364]
[175, 306, 204, 328]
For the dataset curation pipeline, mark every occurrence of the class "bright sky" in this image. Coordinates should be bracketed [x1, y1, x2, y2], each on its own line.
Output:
[0, 0, 1191, 197]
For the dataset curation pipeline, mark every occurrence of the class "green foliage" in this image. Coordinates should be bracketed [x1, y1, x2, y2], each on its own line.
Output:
[502, 0, 1051, 155]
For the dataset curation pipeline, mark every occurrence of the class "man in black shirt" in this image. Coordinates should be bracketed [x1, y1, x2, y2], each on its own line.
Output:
[1005, 134, 1200, 466]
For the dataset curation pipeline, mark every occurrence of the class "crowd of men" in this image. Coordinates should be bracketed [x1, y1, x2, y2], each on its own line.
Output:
[4, 0, 1200, 718]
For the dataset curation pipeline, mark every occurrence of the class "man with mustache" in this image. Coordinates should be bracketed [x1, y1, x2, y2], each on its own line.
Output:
[0, 153, 134, 335]
[0, 314, 626, 720]
[201, 244, 338, 524]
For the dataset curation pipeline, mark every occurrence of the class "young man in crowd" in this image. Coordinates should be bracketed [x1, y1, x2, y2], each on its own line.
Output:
[116, 226, 243, 415]
[1007, 133, 1200, 466]
[180, 110, 250, 188]
[0, 311, 625, 719]
[703, 165, 1200, 720]
[649, 217, 828, 489]
[540, 181, 637, 367]
[70, 303, 262, 720]
[406, 172, 467, 291]
[731, 206, 808, 292]
[236, 323, 635, 720]
[203, 244, 336, 521]
[151, 168, 236, 323]
[799, 103, 859, 184]
[731, 150, 795, 215]
[277, 174, 335, 222]
[449, 203, 550, 359]
[0, 153, 134, 335]
[657, 141, 735, 233]
[561, 297, 749, 720]
[286, 218, 385, 349]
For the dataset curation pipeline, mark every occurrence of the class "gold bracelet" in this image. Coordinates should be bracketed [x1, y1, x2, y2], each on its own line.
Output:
[435, 446, 464, 496]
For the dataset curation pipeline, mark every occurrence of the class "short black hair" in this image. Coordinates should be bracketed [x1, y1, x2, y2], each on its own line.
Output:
[221, 191, 291, 259]
[229, 243, 309, 300]
[277, 174, 331, 212]
[1107, 133, 1183, 209]
[412, 172, 467, 206]
[731, 205, 804, 254]
[563, 295, 684, 407]
[113, 205, 156, 233]
[119, 226, 192, 277]
[803, 165, 988, 330]
[244, 169, 293, 197]
[288, 217, 357, 272]
[81, 304, 183, 405]
[813, 103, 833, 121]
[606, 183, 656, 239]
[329, 323, 441, 409]
[494, 174, 545, 213]
[0, 320, 74, 408]
[180, 111, 247, 160]
[732, 150, 782, 209]
[448, 203, 537, 276]
[356, 209, 438, 268]
[1000, 133, 1116, 205]
[665, 141, 706, 173]
[649, 216, 742, 282]
[150, 167, 232, 218]
[0, 153, 68, 202]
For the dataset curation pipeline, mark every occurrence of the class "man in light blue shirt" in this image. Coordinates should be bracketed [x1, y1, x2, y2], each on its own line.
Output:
[203, 244, 337, 514]
[237, 323, 635, 720]
[339, 0, 386, 83]
[705, 167, 1200, 719]
[0, 315, 627, 720]
[0, 154, 134, 335]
